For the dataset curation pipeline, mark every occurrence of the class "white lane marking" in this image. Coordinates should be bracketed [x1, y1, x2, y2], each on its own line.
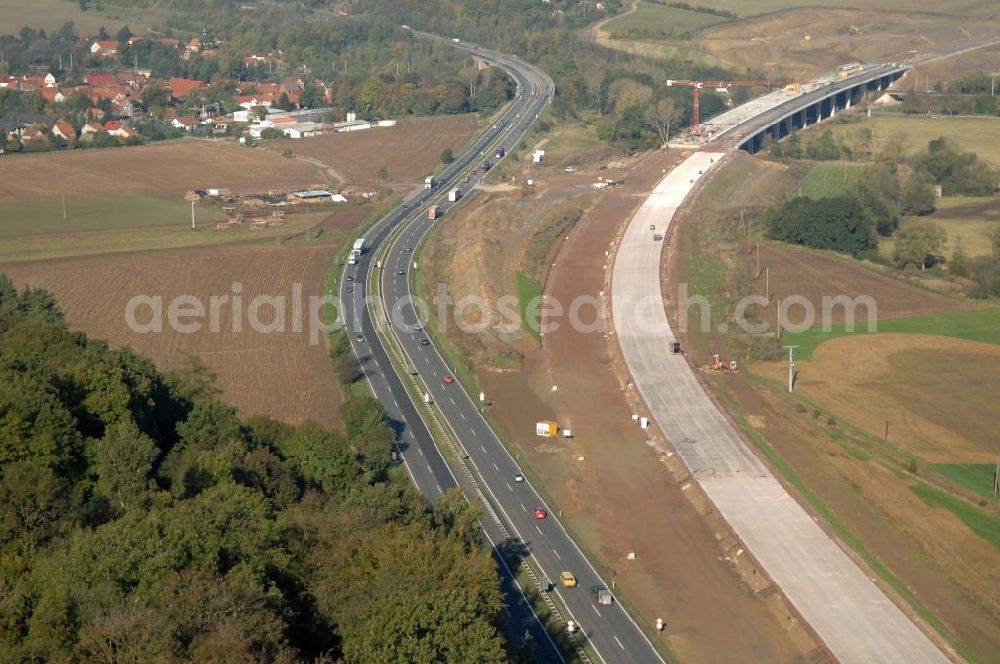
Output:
[481, 445, 487, 453]
[449, 397, 456, 405]
[535, 524, 543, 536]
[615, 636, 624, 650]
[492, 463, 499, 472]
[506, 483, 513, 491]
[520, 503, 526, 512]
[471, 429, 479, 437]
[460, 412, 467, 421]
[553, 548, 561, 560]
[418, 448, 424, 456]
[591, 605, 600, 617]
[436, 483, 442, 493]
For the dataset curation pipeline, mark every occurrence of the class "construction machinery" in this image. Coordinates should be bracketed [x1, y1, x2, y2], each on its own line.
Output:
[710, 353, 739, 372]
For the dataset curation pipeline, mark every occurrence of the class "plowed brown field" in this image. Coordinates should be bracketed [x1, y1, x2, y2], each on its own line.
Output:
[3, 244, 341, 428]
[273, 115, 479, 182]
[0, 139, 321, 201]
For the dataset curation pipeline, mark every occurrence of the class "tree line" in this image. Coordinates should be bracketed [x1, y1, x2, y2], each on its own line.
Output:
[0, 276, 513, 662]
[764, 137, 997, 277]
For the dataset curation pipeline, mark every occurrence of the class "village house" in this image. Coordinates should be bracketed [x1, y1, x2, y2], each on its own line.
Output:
[171, 115, 202, 131]
[52, 121, 76, 140]
[90, 40, 119, 57]
[170, 77, 208, 102]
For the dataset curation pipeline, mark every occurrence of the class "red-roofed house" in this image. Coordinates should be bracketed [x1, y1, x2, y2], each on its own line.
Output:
[81, 121, 104, 136]
[171, 115, 201, 131]
[103, 120, 123, 134]
[52, 121, 76, 140]
[170, 77, 207, 101]
[90, 85, 130, 101]
[117, 126, 139, 139]
[85, 72, 118, 87]
[90, 40, 119, 57]
[40, 88, 66, 104]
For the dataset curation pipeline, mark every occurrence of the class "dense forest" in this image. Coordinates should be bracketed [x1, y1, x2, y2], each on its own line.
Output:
[0, 275, 511, 662]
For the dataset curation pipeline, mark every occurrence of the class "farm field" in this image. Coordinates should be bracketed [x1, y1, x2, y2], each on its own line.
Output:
[602, 1, 730, 36]
[2, 244, 343, 428]
[691, 0, 999, 17]
[0, 139, 322, 202]
[270, 115, 479, 183]
[827, 115, 1000, 167]
[0, 0, 128, 34]
[597, 2, 1000, 79]
[0, 196, 227, 237]
[759, 333, 1000, 463]
[0, 202, 375, 263]
[877, 195, 1000, 261]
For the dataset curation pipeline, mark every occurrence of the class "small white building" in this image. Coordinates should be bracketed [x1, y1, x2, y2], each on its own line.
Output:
[281, 121, 324, 138]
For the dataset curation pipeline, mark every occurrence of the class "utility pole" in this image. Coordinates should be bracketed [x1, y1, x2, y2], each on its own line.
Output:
[994, 451, 999, 496]
[190, 200, 195, 230]
[765, 267, 770, 302]
[755, 239, 760, 276]
[783, 345, 799, 393]
[62, 195, 67, 223]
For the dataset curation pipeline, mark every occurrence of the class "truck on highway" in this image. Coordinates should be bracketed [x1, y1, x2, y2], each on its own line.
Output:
[348, 238, 365, 264]
[424, 175, 436, 190]
[592, 585, 614, 606]
[447, 188, 461, 202]
[428, 206, 441, 220]
[480, 160, 493, 172]
[494, 146, 505, 159]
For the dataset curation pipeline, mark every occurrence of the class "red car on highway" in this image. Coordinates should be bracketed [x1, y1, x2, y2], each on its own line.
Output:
[533, 508, 547, 520]
[443, 375, 455, 384]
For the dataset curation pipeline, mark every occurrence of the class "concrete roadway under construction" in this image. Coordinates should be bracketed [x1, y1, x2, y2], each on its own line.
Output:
[610, 150, 950, 663]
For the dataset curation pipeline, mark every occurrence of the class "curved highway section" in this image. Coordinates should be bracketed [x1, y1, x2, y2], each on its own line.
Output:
[610, 153, 949, 661]
[341, 31, 665, 664]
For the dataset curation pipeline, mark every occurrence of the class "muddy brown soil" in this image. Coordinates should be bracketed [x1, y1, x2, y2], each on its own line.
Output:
[480, 149, 821, 662]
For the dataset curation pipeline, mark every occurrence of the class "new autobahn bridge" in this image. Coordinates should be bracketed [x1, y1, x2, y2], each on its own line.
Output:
[340, 31, 665, 664]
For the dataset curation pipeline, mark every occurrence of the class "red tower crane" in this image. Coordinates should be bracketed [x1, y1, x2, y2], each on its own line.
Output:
[666, 79, 801, 135]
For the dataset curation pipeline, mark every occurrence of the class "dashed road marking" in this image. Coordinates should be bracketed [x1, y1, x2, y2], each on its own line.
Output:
[615, 636, 624, 650]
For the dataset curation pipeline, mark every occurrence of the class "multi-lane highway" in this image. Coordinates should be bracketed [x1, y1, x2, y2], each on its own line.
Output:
[340, 31, 665, 664]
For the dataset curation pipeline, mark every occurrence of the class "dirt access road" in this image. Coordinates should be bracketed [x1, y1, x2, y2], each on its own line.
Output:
[481, 148, 821, 661]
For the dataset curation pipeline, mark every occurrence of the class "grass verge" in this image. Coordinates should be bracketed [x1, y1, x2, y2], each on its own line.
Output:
[931, 464, 999, 499]
[516, 271, 543, 342]
[910, 483, 1000, 552]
